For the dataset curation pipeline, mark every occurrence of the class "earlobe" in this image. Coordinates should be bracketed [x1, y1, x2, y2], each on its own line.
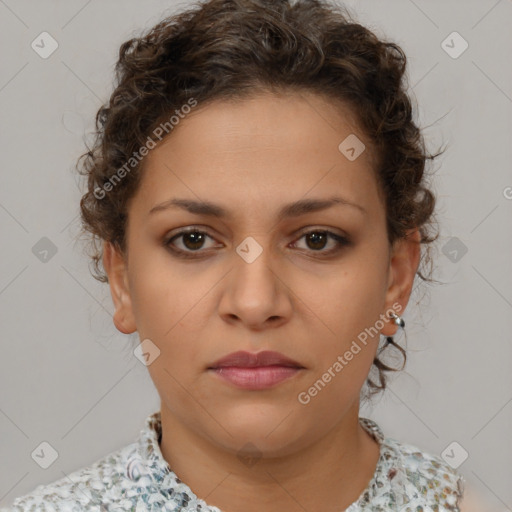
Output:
[103, 241, 137, 335]
[381, 228, 421, 337]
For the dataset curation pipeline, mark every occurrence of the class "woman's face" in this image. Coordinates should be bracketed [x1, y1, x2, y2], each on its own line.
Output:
[104, 91, 419, 456]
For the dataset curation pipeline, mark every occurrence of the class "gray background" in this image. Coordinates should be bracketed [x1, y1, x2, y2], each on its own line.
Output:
[0, 0, 511, 510]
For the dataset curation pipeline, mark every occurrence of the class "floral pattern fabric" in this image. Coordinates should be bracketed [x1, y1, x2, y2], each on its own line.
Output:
[2, 411, 465, 511]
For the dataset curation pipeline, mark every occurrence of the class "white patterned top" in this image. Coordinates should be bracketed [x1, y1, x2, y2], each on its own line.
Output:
[2, 411, 465, 511]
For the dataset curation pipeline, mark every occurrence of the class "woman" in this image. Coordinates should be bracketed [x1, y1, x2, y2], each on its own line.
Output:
[3, 0, 467, 510]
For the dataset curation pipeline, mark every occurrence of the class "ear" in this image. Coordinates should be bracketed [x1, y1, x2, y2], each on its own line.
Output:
[380, 228, 421, 337]
[103, 241, 137, 335]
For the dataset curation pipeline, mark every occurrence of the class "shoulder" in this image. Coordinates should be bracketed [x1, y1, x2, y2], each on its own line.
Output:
[384, 436, 466, 511]
[355, 417, 465, 511]
[1, 441, 140, 512]
[1, 411, 205, 512]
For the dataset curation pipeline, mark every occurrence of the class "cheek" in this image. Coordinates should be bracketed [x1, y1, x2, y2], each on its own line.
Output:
[128, 247, 199, 337]
[303, 260, 388, 343]
[128, 261, 215, 375]
[292, 256, 388, 398]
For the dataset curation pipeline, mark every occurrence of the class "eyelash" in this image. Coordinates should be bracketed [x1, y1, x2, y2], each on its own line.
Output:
[163, 227, 351, 259]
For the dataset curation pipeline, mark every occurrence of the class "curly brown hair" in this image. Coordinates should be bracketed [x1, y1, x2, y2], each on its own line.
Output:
[76, 0, 443, 403]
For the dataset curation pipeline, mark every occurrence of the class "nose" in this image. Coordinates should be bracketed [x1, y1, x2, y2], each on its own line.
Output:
[217, 238, 293, 331]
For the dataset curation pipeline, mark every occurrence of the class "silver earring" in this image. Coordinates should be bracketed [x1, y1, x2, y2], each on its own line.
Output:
[385, 311, 405, 346]
[388, 311, 405, 328]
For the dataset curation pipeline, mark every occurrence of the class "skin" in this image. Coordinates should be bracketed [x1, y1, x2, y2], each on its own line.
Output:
[103, 90, 421, 512]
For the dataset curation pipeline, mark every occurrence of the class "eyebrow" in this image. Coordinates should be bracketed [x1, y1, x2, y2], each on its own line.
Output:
[148, 196, 367, 220]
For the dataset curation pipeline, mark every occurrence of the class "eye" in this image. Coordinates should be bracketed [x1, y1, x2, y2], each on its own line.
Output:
[291, 229, 351, 255]
[164, 228, 219, 257]
[164, 227, 351, 259]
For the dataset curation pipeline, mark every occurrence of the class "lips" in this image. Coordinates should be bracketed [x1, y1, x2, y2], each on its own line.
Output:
[208, 350, 304, 369]
[208, 350, 305, 390]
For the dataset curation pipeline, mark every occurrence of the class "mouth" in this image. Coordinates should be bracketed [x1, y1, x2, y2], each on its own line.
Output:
[207, 350, 305, 390]
[208, 350, 304, 369]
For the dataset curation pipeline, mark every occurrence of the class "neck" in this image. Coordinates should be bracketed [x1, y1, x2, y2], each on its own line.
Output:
[158, 402, 381, 512]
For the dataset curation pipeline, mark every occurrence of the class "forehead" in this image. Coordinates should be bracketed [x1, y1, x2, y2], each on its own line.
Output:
[133, 91, 384, 218]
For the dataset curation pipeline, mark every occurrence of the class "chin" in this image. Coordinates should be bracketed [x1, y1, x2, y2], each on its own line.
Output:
[210, 405, 309, 455]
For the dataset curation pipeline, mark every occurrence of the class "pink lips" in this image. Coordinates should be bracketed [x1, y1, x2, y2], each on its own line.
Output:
[208, 350, 304, 390]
